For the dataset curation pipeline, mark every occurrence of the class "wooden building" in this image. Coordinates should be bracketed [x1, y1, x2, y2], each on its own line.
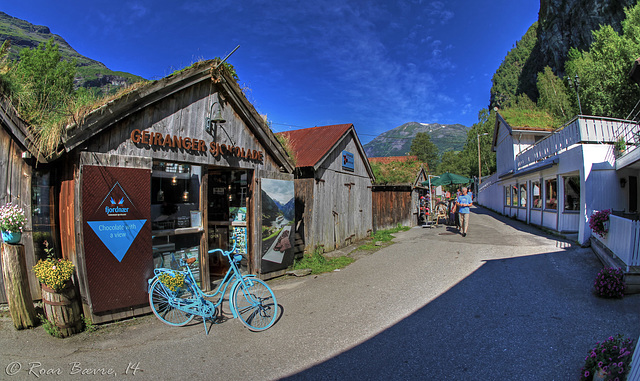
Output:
[277, 124, 374, 253]
[368, 157, 429, 230]
[0, 97, 44, 304]
[2, 60, 298, 323]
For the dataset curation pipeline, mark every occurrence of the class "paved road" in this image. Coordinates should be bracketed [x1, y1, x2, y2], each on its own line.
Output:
[1, 206, 639, 380]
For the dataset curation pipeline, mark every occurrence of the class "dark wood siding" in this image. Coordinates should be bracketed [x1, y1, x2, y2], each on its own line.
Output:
[372, 186, 413, 231]
[0, 126, 39, 303]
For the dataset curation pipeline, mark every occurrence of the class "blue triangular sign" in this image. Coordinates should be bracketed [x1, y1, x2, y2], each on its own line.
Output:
[87, 220, 147, 262]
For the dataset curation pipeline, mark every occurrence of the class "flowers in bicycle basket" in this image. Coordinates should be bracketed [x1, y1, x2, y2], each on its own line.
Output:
[589, 209, 611, 238]
[159, 271, 185, 292]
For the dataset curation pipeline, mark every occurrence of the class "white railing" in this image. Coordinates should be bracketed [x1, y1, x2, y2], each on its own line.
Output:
[614, 117, 640, 158]
[596, 214, 640, 270]
[515, 116, 637, 169]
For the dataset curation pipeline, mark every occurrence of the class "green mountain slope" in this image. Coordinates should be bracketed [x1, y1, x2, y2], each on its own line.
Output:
[0, 11, 144, 94]
[363, 122, 468, 158]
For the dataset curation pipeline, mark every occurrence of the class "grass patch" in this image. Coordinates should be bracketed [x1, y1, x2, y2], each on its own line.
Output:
[38, 314, 61, 338]
[83, 315, 98, 333]
[357, 225, 411, 251]
[289, 246, 354, 275]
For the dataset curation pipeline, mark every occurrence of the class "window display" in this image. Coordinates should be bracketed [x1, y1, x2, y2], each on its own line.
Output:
[564, 175, 580, 211]
[545, 178, 558, 210]
[151, 161, 204, 285]
[152, 233, 201, 285]
[519, 183, 527, 208]
[151, 162, 202, 231]
[532, 181, 542, 209]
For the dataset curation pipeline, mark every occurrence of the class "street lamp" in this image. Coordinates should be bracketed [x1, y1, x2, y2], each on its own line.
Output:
[568, 74, 582, 115]
[477, 132, 489, 184]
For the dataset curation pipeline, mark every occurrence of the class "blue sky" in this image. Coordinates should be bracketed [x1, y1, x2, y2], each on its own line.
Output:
[4, 1, 539, 144]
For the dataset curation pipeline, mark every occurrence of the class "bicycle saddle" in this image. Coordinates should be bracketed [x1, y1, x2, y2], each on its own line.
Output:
[185, 257, 197, 265]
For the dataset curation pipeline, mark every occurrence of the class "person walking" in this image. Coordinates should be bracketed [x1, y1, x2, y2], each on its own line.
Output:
[456, 187, 473, 237]
[454, 188, 461, 230]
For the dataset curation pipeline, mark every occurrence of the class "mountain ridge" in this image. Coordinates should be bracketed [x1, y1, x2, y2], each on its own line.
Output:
[363, 122, 468, 158]
[0, 11, 144, 94]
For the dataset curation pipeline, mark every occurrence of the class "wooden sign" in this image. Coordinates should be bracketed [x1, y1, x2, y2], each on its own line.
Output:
[82, 165, 152, 313]
[130, 129, 264, 162]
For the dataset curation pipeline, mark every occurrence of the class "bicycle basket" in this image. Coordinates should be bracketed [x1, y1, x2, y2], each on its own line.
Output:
[158, 271, 185, 292]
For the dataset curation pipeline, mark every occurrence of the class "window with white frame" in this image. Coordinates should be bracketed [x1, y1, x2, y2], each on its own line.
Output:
[563, 175, 580, 211]
[532, 181, 542, 209]
[545, 178, 557, 210]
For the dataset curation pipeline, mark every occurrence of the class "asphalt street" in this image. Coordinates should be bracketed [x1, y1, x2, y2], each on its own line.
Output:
[1, 206, 639, 380]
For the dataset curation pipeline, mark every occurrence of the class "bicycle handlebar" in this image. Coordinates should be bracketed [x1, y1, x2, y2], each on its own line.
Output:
[207, 238, 238, 257]
[174, 239, 239, 268]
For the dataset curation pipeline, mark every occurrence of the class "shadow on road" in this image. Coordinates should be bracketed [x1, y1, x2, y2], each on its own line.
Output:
[282, 246, 640, 380]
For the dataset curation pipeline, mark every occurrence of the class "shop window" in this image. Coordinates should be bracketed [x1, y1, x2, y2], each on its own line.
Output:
[505, 186, 511, 206]
[511, 185, 519, 207]
[151, 162, 202, 230]
[31, 168, 56, 261]
[563, 175, 580, 211]
[532, 181, 542, 209]
[152, 233, 201, 285]
[545, 178, 557, 210]
[519, 183, 527, 208]
[151, 162, 203, 285]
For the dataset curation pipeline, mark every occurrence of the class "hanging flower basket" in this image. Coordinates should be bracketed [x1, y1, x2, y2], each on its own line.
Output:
[589, 209, 611, 238]
[0, 203, 26, 244]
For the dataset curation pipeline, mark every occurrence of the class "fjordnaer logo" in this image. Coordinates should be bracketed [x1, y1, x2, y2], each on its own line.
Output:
[105, 198, 129, 215]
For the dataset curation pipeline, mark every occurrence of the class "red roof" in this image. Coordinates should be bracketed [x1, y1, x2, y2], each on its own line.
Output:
[277, 124, 354, 168]
[368, 156, 418, 164]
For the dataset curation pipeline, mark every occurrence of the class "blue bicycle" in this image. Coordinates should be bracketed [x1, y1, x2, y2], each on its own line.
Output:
[148, 240, 278, 334]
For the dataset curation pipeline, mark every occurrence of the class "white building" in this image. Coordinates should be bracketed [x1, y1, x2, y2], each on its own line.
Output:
[478, 112, 639, 281]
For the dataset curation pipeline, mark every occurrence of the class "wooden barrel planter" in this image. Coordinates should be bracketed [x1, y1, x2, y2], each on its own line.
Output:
[41, 282, 83, 337]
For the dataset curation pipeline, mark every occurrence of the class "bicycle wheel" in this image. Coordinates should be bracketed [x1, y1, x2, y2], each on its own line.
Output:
[232, 277, 278, 331]
[148, 278, 196, 326]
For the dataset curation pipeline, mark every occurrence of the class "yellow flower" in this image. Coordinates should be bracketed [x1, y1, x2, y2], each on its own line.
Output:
[33, 258, 75, 291]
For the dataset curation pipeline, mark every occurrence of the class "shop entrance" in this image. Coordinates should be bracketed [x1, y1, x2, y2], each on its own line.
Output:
[207, 168, 251, 281]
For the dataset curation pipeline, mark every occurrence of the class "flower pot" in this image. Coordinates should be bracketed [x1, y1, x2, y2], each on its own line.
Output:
[41, 282, 83, 338]
[593, 367, 607, 380]
[1, 231, 21, 244]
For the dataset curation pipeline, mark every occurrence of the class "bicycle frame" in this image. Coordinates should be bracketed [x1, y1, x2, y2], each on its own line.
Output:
[148, 241, 257, 334]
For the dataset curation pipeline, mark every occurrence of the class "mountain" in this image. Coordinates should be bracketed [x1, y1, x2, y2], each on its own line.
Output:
[0, 11, 143, 94]
[489, 0, 636, 109]
[363, 122, 468, 158]
[274, 198, 295, 221]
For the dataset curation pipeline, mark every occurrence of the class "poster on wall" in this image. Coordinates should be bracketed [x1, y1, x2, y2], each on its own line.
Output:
[261, 178, 295, 273]
[82, 165, 152, 313]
